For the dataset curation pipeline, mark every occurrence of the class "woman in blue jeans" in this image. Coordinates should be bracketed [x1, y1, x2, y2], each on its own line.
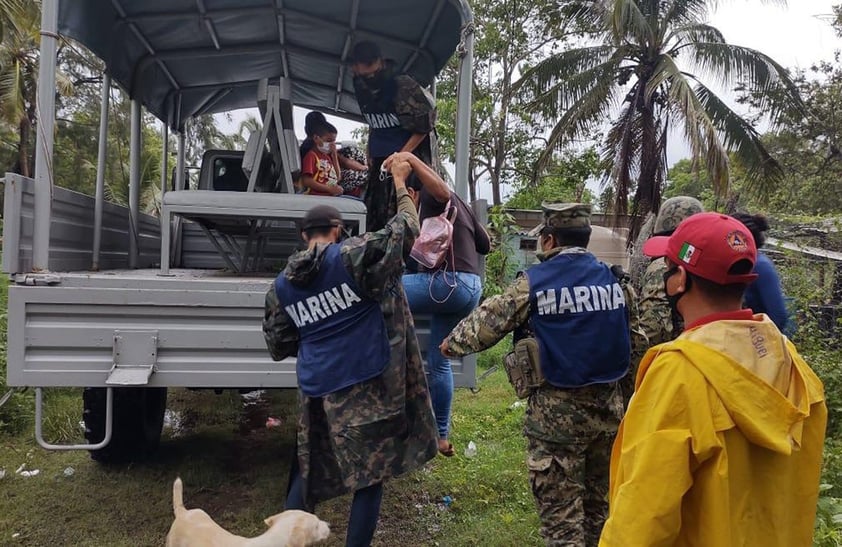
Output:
[385, 152, 491, 456]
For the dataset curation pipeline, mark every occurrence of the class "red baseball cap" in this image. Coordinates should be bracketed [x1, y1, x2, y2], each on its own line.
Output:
[642, 212, 759, 285]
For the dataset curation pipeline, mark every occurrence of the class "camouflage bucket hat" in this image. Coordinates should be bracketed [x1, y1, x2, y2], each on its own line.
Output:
[653, 196, 704, 235]
[527, 202, 592, 237]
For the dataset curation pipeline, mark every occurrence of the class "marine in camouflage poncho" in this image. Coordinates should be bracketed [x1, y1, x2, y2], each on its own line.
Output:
[263, 188, 438, 506]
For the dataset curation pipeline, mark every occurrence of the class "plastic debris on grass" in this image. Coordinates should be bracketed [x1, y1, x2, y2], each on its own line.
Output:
[15, 464, 40, 477]
[63, 467, 75, 477]
[464, 440, 477, 458]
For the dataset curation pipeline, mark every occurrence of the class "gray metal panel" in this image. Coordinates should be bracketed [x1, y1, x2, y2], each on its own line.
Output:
[7, 270, 476, 388]
[6, 279, 295, 388]
[179, 221, 302, 270]
[2, 173, 23, 274]
[1, 176, 161, 274]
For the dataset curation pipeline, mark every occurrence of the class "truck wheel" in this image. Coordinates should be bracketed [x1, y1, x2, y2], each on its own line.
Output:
[83, 387, 168, 464]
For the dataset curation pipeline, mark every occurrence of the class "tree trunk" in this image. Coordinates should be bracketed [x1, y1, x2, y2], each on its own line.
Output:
[18, 118, 31, 178]
[490, 170, 502, 206]
[630, 104, 660, 242]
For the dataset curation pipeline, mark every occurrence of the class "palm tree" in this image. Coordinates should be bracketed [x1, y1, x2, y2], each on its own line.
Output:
[0, 0, 39, 176]
[516, 0, 801, 238]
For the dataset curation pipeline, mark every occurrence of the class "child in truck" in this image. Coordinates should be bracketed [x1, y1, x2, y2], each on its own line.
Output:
[300, 120, 343, 196]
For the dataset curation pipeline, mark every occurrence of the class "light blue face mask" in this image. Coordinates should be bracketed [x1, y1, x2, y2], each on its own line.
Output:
[317, 142, 331, 154]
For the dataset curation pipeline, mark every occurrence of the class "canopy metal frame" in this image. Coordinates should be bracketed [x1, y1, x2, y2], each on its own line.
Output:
[30, 0, 475, 272]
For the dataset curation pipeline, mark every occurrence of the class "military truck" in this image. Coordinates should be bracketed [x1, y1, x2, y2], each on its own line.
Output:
[2, 0, 477, 462]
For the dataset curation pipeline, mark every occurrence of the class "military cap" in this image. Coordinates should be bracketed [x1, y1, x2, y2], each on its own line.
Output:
[653, 196, 704, 235]
[527, 202, 592, 237]
[301, 205, 343, 231]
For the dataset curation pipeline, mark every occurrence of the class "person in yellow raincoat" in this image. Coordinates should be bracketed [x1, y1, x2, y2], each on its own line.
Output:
[600, 212, 827, 547]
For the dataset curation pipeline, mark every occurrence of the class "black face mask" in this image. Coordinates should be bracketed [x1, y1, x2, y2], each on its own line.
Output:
[663, 266, 692, 315]
[362, 69, 386, 90]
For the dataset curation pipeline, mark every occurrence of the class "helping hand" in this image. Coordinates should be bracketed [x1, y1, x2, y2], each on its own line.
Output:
[439, 339, 456, 358]
[390, 160, 412, 182]
[382, 151, 415, 171]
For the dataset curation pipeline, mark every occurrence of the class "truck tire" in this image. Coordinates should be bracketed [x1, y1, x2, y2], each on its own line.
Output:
[83, 387, 168, 464]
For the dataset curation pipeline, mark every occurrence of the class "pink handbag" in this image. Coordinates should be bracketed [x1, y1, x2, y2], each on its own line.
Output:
[410, 200, 458, 270]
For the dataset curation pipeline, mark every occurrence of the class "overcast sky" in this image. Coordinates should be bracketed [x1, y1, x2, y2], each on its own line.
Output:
[219, 1, 842, 202]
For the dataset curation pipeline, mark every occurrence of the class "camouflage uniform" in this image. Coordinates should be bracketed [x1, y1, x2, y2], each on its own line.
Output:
[636, 197, 704, 346]
[446, 203, 643, 546]
[354, 61, 436, 232]
[338, 145, 368, 196]
[263, 188, 438, 506]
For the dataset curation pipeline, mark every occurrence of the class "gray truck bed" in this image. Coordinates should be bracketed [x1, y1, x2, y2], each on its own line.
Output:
[6, 268, 476, 389]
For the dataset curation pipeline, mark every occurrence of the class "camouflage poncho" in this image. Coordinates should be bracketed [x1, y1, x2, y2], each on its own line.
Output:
[263, 189, 438, 505]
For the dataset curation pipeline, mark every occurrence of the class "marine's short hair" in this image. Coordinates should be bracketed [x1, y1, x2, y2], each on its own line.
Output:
[350, 41, 382, 65]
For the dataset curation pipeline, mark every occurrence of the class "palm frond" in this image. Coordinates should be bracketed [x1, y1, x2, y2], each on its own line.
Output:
[520, 52, 625, 119]
[533, 78, 619, 178]
[661, 0, 716, 27]
[0, 0, 26, 36]
[694, 81, 784, 195]
[608, 0, 654, 44]
[513, 45, 618, 97]
[603, 98, 642, 217]
[0, 58, 24, 124]
[666, 23, 725, 51]
[662, 60, 730, 196]
[683, 42, 803, 121]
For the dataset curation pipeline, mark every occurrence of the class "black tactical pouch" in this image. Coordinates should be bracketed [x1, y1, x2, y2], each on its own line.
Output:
[504, 337, 545, 398]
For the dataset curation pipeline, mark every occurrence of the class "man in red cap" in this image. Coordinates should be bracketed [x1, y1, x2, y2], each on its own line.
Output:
[600, 213, 827, 546]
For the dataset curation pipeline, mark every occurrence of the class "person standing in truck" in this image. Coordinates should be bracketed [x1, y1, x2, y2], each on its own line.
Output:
[263, 159, 438, 547]
[350, 41, 436, 232]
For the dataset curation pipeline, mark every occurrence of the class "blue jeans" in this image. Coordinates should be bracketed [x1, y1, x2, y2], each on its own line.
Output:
[286, 467, 383, 547]
[402, 271, 482, 439]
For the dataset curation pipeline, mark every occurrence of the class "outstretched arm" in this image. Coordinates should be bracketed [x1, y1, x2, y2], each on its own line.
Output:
[339, 161, 418, 300]
[441, 275, 531, 357]
[383, 151, 451, 203]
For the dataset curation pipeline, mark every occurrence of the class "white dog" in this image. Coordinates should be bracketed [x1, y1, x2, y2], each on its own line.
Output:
[165, 478, 330, 547]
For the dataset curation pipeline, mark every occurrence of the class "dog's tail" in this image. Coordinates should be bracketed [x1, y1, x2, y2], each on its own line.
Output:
[172, 477, 186, 516]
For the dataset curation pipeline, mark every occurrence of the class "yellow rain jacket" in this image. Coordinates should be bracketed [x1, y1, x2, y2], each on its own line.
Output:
[600, 314, 826, 546]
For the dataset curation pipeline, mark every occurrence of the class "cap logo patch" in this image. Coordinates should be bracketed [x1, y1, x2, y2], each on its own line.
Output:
[726, 231, 749, 252]
[678, 242, 698, 264]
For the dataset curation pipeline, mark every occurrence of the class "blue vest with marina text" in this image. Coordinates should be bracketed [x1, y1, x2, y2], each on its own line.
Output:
[526, 252, 630, 388]
[274, 244, 390, 397]
[357, 78, 412, 158]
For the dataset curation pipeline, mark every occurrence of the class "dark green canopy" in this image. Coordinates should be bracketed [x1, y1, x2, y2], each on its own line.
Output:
[58, 0, 470, 129]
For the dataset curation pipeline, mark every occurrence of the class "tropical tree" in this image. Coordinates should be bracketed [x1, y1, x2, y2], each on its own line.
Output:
[435, 0, 576, 205]
[505, 147, 600, 209]
[735, 52, 842, 215]
[0, 0, 40, 176]
[516, 0, 802, 238]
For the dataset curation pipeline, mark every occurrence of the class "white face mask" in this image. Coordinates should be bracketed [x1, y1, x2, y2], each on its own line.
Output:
[317, 142, 331, 154]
